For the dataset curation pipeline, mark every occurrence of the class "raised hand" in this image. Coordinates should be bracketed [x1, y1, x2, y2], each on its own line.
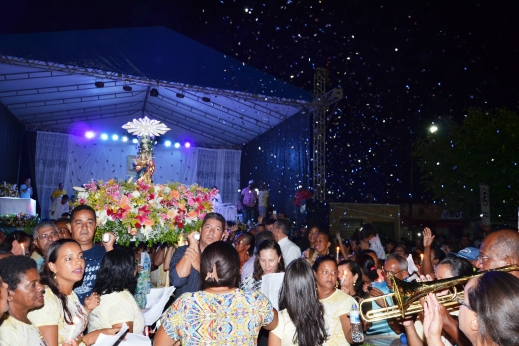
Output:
[423, 227, 435, 248]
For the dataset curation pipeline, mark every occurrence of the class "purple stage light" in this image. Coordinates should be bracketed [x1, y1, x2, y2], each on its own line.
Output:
[184, 142, 191, 148]
[100, 134, 108, 140]
[174, 142, 180, 148]
[85, 131, 95, 139]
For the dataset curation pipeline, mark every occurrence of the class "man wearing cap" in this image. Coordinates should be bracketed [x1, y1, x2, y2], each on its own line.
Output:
[455, 247, 479, 268]
[240, 180, 257, 224]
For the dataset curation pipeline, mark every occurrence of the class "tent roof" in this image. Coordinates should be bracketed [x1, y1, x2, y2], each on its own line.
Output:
[0, 27, 312, 147]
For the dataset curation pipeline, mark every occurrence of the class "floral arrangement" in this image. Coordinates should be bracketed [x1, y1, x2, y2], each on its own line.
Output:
[0, 213, 39, 232]
[75, 179, 217, 245]
[0, 182, 19, 197]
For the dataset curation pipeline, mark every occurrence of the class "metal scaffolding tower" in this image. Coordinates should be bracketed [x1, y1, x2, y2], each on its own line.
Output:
[311, 68, 343, 202]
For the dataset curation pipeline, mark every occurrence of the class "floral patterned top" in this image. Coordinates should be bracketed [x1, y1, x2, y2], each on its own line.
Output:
[239, 273, 262, 292]
[134, 251, 152, 308]
[160, 288, 274, 345]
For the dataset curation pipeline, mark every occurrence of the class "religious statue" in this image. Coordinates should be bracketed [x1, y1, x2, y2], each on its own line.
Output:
[122, 116, 170, 183]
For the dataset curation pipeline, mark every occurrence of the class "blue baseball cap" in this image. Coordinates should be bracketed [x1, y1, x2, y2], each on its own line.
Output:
[456, 247, 479, 261]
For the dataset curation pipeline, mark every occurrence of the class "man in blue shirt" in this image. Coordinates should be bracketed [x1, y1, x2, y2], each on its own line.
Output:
[70, 204, 115, 304]
[169, 212, 226, 299]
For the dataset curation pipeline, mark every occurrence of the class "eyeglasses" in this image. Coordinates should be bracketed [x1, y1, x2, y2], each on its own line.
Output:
[35, 231, 59, 241]
[385, 269, 404, 277]
[454, 296, 473, 311]
[476, 254, 507, 263]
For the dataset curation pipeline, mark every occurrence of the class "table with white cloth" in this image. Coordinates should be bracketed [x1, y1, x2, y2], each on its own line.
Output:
[0, 197, 37, 216]
[214, 204, 237, 222]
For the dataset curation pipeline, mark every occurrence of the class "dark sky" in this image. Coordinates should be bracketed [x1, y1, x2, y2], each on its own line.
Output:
[1, 0, 518, 204]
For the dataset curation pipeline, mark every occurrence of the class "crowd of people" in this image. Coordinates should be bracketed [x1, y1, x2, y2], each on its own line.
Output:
[1, 201, 519, 346]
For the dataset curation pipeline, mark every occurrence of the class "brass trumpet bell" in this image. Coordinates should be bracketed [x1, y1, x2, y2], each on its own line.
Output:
[360, 264, 519, 322]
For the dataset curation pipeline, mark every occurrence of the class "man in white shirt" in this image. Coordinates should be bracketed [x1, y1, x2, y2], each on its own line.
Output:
[49, 195, 70, 220]
[272, 219, 300, 266]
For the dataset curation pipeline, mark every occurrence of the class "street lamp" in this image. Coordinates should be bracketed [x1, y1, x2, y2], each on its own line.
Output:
[429, 125, 438, 133]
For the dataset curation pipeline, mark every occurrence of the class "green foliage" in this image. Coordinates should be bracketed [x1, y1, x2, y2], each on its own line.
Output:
[413, 108, 519, 221]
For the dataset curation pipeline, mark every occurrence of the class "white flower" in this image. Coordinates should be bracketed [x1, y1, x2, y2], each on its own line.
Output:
[122, 116, 170, 137]
[163, 187, 171, 195]
[78, 191, 89, 200]
[132, 191, 141, 198]
[96, 210, 109, 225]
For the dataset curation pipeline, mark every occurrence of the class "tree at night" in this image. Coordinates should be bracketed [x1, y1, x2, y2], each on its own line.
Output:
[413, 108, 519, 222]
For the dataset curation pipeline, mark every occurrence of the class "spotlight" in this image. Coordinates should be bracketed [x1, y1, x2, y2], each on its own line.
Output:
[165, 140, 171, 147]
[174, 142, 180, 148]
[132, 138, 138, 144]
[122, 136, 128, 142]
[201, 96, 210, 102]
[95, 81, 105, 88]
[85, 131, 95, 139]
[176, 93, 185, 98]
[100, 134, 108, 140]
[150, 88, 159, 97]
[123, 85, 132, 92]
[112, 134, 119, 141]
[184, 142, 191, 148]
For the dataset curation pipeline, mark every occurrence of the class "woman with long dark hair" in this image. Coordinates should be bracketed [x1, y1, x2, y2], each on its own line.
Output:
[28, 239, 119, 346]
[241, 239, 285, 291]
[423, 271, 519, 346]
[269, 258, 328, 346]
[312, 256, 357, 345]
[155, 241, 278, 345]
[88, 247, 144, 334]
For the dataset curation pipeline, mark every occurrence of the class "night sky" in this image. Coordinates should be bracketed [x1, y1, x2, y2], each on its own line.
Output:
[1, 0, 518, 204]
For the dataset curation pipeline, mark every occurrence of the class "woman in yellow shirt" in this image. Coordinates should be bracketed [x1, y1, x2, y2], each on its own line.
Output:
[88, 248, 144, 334]
[28, 239, 119, 346]
[0, 255, 47, 346]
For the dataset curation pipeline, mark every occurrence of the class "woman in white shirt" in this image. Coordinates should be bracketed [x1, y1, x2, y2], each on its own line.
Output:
[88, 248, 144, 334]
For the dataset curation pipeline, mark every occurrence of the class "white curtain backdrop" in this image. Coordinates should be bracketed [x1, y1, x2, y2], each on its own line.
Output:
[36, 134, 243, 217]
[35, 132, 70, 219]
[196, 149, 241, 206]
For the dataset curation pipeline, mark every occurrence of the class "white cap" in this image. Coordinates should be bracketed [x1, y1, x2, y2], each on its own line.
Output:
[248, 180, 254, 184]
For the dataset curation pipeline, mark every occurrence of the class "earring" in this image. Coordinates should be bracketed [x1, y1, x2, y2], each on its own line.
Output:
[353, 280, 356, 285]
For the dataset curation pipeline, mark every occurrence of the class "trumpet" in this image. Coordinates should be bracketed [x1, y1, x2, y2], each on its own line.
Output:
[360, 264, 519, 322]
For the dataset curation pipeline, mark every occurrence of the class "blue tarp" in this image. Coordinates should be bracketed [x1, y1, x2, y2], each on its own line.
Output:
[0, 26, 312, 101]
